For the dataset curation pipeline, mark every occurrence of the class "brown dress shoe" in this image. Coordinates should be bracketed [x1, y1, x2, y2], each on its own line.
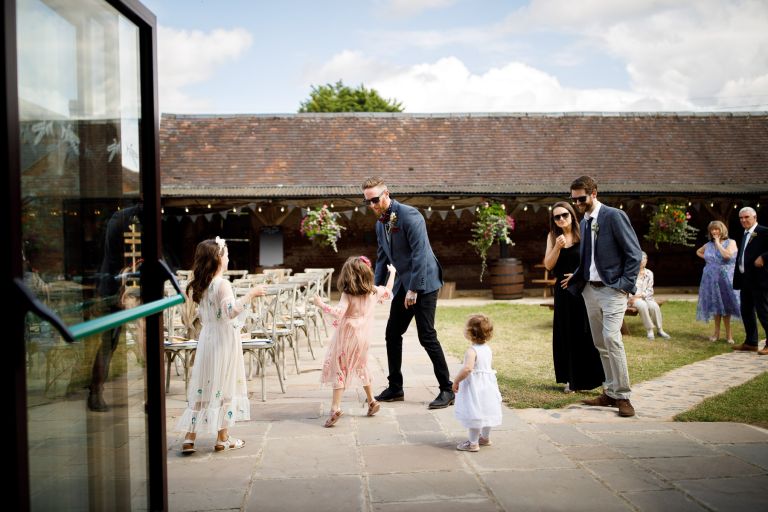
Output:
[582, 393, 617, 407]
[758, 348, 768, 355]
[617, 399, 635, 417]
[732, 343, 758, 352]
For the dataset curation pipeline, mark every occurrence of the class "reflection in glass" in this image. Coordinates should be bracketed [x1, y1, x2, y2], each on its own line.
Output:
[19, 0, 148, 509]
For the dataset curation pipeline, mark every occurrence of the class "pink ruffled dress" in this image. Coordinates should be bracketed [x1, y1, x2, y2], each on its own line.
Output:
[320, 286, 391, 389]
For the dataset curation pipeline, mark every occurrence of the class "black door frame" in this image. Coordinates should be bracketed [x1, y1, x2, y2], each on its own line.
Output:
[3, 0, 167, 510]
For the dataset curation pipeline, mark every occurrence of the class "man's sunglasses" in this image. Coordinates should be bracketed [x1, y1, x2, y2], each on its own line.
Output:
[362, 193, 385, 206]
[571, 195, 589, 204]
[552, 212, 570, 221]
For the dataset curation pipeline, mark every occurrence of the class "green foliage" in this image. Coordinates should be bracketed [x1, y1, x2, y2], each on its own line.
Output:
[298, 80, 404, 113]
[645, 204, 699, 248]
[469, 203, 515, 281]
[300, 205, 346, 252]
[675, 372, 768, 429]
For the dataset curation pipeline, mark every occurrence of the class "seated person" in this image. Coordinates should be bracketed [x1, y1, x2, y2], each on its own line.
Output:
[629, 251, 670, 340]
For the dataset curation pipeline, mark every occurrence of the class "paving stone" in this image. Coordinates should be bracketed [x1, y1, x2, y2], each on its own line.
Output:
[673, 422, 768, 443]
[397, 413, 443, 432]
[256, 434, 359, 477]
[373, 499, 499, 512]
[599, 431, 718, 458]
[357, 420, 406, 445]
[169, 489, 244, 512]
[647, 453, 765, 481]
[562, 445, 628, 461]
[583, 459, 670, 492]
[537, 424, 602, 446]
[250, 401, 322, 421]
[362, 444, 463, 474]
[464, 431, 576, 471]
[246, 475, 364, 512]
[676, 474, 768, 510]
[621, 489, 708, 511]
[481, 469, 631, 511]
[369, 471, 486, 503]
[717, 443, 768, 470]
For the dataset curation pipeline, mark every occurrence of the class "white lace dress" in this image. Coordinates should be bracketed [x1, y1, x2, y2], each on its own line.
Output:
[454, 344, 503, 429]
[175, 276, 250, 434]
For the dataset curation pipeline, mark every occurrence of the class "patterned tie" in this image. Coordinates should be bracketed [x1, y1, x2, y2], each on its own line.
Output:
[582, 217, 593, 281]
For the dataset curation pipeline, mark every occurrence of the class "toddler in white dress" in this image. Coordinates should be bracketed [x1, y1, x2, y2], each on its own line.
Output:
[453, 314, 503, 452]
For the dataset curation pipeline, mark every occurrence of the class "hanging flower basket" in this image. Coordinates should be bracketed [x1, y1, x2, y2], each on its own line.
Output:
[645, 205, 698, 248]
[300, 205, 346, 252]
[469, 202, 515, 281]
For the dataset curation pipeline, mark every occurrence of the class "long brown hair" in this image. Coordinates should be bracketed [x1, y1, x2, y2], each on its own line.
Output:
[187, 239, 224, 304]
[336, 256, 375, 296]
[548, 201, 581, 245]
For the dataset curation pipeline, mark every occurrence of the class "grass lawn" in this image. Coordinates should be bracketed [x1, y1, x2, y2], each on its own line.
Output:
[436, 301, 740, 409]
[675, 372, 768, 429]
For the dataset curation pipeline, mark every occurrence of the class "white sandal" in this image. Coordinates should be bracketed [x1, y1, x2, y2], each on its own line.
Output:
[214, 437, 245, 452]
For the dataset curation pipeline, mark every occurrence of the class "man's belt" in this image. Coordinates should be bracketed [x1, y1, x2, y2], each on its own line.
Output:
[589, 281, 606, 288]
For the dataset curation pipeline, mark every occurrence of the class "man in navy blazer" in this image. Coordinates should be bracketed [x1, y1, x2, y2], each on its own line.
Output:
[731, 207, 768, 354]
[362, 177, 454, 409]
[565, 176, 642, 417]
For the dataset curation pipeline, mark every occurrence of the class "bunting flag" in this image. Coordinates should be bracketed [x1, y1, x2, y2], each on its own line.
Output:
[204, 213, 214, 221]
[424, 209, 433, 219]
[220, 211, 228, 219]
[438, 210, 448, 220]
[342, 210, 353, 220]
[190, 214, 199, 222]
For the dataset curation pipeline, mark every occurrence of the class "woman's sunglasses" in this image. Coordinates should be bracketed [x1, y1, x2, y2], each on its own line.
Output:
[552, 212, 570, 221]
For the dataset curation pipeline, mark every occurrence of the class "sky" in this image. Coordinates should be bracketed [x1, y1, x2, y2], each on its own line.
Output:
[142, 0, 768, 115]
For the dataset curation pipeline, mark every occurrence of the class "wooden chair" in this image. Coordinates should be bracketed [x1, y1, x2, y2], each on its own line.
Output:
[531, 263, 557, 297]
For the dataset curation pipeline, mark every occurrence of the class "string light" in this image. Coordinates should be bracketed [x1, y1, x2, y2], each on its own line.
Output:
[664, 205, 669, 211]
[280, 206, 285, 212]
[451, 204, 455, 210]
[475, 207, 479, 212]
[428, 206, 432, 212]
[523, 205, 528, 212]
[619, 204, 624, 209]
[758, 203, 761, 208]
[330, 202, 334, 208]
[547, 205, 552, 211]
[258, 206, 262, 212]
[710, 202, 714, 207]
[354, 206, 358, 212]
[207, 203, 211, 209]
[232, 207, 237, 213]
[501, 204, 506, 210]
[733, 204, 738, 209]
[687, 201, 692, 207]
[161, 208, 164, 214]
[185, 207, 189, 213]
[640, 204, 645, 209]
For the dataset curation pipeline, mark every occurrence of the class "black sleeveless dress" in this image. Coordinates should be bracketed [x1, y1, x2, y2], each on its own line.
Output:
[552, 243, 605, 391]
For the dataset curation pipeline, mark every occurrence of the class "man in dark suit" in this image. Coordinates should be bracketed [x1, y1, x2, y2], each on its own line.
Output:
[565, 176, 642, 417]
[362, 176, 454, 409]
[732, 207, 768, 354]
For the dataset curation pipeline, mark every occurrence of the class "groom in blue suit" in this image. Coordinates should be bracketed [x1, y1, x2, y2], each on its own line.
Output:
[362, 177, 454, 409]
[565, 176, 642, 417]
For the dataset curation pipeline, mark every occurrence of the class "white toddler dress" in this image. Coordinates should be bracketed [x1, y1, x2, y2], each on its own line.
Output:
[454, 344, 503, 429]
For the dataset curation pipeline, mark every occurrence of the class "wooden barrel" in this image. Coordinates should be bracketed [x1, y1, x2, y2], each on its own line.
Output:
[489, 258, 524, 299]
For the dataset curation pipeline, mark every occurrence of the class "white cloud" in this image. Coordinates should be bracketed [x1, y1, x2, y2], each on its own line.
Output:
[157, 26, 252, 113]
[367, 56, 696, 112]
[378, 0, 457, 18]
[303, 50, 401, 87]
[363, 0, 768, 111]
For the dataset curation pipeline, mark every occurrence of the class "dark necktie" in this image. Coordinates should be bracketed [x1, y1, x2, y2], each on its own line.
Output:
[582, 217, 593, 281]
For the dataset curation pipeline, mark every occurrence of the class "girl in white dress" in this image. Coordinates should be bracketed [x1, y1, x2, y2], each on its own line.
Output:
[453, 314, 503, 452]
[177, 237, 266, 454]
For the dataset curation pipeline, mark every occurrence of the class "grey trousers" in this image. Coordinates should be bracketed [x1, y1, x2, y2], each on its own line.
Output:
[582, 284, 632, 400]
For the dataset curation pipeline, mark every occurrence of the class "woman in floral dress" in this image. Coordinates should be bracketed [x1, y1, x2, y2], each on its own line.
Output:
[696, 220, 740, 343]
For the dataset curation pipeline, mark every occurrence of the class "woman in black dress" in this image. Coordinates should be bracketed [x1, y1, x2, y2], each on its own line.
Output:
[543, 201, 604, 393]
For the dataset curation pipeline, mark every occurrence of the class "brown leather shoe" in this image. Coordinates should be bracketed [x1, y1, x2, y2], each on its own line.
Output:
[616, 399, 635, 417]
[758, 348, 768, 355]
[581, 393, 617, 407]
[732, 343, 758, 352]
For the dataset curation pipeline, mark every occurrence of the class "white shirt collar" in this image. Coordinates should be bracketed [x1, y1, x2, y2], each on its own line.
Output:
[745, 224, 757, 235]
[585, 200, 602, 221]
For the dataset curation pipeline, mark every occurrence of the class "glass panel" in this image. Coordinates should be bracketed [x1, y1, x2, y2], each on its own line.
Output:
[18, 0, 148, 509]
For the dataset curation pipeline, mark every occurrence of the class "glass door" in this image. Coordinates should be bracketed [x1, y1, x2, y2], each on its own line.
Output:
[7, 0, 170, 510]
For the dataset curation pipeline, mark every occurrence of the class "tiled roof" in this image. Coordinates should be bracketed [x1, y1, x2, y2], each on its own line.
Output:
[159, 112, 768, 197]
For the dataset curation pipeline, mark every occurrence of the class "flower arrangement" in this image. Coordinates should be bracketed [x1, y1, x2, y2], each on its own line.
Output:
[300, 205, 346, 252]
[469, 202, 515, 281]
[645, 205, 698, 248]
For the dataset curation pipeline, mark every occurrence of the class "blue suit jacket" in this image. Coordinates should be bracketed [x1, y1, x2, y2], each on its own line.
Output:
[733, 224, 768, 290]
[568, 203, 642, 295]
[374, 200, 443, 295]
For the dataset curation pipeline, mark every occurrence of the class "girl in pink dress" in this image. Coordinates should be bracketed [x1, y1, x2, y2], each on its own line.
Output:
[313, 256, 396, 427]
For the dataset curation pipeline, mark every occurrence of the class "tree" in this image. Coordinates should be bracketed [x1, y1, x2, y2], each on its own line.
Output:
[299, 80, 404, 112]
